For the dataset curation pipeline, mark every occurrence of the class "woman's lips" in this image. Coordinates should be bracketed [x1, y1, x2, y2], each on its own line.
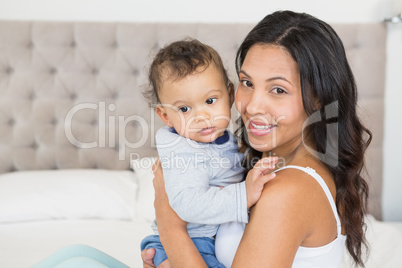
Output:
[249, 121, 276, 136]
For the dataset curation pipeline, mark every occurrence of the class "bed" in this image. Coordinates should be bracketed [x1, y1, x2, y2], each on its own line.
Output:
[0, 21, 401, 267]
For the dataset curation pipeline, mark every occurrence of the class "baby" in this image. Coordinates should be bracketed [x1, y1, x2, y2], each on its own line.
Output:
[140, 38, 276, 267]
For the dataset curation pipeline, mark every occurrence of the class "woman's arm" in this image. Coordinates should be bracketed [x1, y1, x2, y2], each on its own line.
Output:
[150, 160, 321, 267]
[232, 169, 326, 267]
[152, 159, 208, 268]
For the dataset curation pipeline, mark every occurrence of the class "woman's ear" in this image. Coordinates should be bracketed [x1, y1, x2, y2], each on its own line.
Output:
[228, 83, 235, 107]
[155, 105, 173, 127]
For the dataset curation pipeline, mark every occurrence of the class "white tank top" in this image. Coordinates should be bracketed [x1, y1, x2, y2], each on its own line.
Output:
[215, 165, 346, 268]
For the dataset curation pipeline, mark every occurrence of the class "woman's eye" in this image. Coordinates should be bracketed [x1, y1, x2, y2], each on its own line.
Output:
[206, 98, 217, 105]
[272, 87, 287, 94]
[179, 106, 191, 113]
[241, 80, 253, 88]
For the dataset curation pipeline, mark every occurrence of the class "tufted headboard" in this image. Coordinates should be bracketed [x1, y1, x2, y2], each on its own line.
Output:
[0, 21, 386, 219]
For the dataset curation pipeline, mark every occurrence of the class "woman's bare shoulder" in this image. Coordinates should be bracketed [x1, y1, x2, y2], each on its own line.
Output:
[260, 153, 335, 203]
[262, 167, 319, 198]
[238, 167, 322, 265]
[253, 166, 331, 225]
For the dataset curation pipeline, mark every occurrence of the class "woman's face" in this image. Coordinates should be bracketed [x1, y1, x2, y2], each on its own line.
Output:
[235, 44, 308, 156]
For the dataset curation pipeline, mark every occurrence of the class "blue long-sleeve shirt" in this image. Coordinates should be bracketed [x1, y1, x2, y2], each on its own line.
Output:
[151, 126, 247, 238]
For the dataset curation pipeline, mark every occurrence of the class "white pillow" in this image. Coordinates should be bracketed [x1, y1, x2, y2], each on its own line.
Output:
[131, 157, 157, 223]
[0, 169, 138, 223]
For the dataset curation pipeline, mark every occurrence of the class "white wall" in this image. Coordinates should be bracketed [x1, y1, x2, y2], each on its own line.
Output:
[383, 21, 402, 221]
[0, 0, 401, 221]
[0, 0, 394, 23]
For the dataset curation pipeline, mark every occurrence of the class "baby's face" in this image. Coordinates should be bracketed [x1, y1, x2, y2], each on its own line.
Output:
[156, 64, 233, 143]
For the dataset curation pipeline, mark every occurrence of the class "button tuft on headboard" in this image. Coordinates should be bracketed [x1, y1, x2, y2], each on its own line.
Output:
[50, 118, 58, 125]
[31, 142, 38, 150]
[8, 118, 15, 126]
[50, 67, 57, 75]
[8, 166, 16, 172]
[28, 92, 36, 100]
[111, 92, 119, 100]
[153, 43, 160, 50]
[5, 67, 14, 74]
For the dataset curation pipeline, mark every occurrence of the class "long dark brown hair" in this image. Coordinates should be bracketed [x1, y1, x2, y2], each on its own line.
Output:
[235, 10, 371, 267]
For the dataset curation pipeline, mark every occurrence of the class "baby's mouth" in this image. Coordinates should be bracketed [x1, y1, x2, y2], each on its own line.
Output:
[199, 127, 216, 135]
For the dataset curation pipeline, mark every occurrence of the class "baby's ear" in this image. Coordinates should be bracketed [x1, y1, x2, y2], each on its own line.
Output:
[228, 83, 235, 107]
[155, 105, 173, 127]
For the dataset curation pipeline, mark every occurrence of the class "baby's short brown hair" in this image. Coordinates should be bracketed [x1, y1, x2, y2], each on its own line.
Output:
[143, 38, 231, 105]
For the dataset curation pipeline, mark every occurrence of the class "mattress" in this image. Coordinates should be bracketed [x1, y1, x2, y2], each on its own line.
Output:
[1, 216, 402, 268]
[1, 167, 401, 268]
[0, 219, 153, 268]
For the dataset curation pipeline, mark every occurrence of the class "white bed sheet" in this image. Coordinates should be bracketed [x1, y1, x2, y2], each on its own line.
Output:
[0, 166, 400, 268]
[1, 216, 402, 268]
[0, 219, 153, 268]
[341, 215, 402, 268]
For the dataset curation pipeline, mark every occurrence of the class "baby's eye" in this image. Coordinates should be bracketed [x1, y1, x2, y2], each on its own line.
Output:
[206, 98, 217, 105]
[240, 80, 253, 88]
[272, 87, 287, 94]
[179, 106, 191, 113]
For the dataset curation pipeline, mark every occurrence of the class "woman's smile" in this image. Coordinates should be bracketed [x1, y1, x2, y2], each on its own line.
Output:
[249, 120, 277, 136]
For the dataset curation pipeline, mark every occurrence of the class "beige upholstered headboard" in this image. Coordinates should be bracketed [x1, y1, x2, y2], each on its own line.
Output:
[0, 21, 386, 219]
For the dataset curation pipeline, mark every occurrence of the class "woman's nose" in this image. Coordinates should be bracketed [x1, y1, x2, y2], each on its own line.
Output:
[245, 90, 266, 115]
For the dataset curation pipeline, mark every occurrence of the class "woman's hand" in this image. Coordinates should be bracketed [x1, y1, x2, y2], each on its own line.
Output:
[152, 159, 187, 233]
[141, 159, 179, 268]
[147, 159, 206, 268]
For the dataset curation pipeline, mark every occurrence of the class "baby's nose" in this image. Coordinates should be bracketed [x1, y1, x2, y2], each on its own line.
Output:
[194, 111, 211, 123]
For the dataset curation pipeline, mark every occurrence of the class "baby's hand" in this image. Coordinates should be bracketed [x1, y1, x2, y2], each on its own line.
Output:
[246, 157, 278, 208]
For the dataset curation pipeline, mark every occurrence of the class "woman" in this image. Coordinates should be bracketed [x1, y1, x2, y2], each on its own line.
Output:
[143, 10, 371, 267]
